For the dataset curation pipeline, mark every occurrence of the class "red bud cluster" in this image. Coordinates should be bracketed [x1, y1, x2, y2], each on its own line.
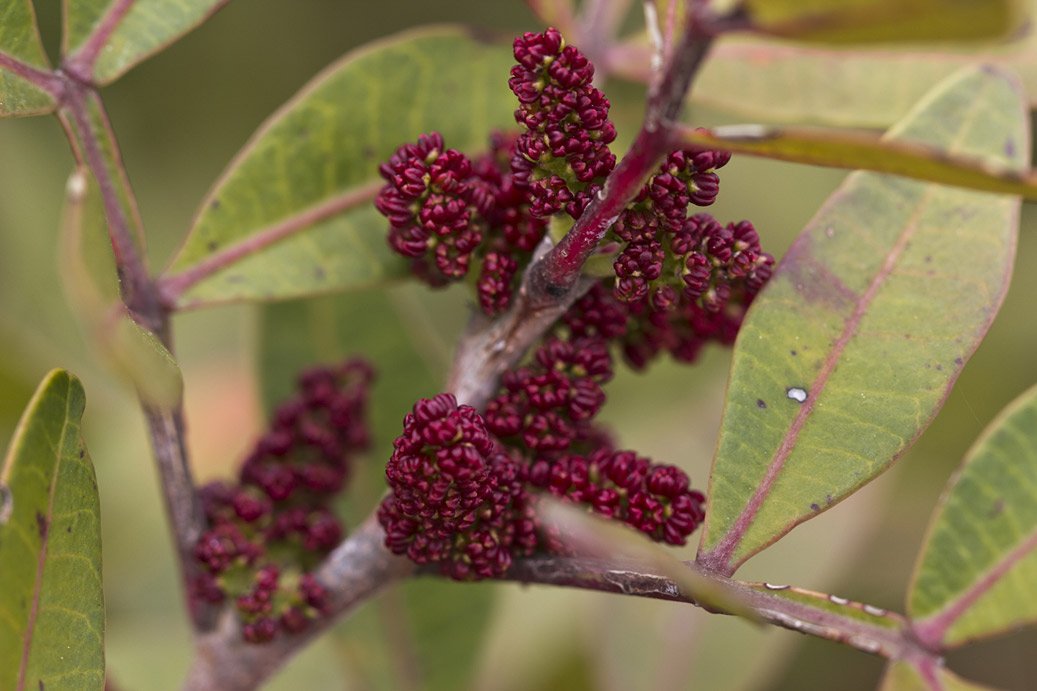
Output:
[190, 360, 372, 643]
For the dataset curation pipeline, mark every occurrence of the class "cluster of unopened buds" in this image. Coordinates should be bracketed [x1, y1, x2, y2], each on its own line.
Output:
[375, 28, 774, 369]
[373, 27, 776, 580]
[190, 360, 373, 642]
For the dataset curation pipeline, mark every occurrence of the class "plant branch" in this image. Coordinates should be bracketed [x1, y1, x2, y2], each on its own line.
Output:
[157, 180, 383, 310]
[56, 77, 212, 628]
[62, 0, 136, 83]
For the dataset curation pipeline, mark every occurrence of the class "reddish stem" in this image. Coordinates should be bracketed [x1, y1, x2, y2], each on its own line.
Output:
[527, 5, 714, 305]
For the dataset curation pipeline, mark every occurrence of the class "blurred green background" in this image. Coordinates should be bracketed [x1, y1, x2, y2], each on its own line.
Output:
[2, 1, 1037, 689]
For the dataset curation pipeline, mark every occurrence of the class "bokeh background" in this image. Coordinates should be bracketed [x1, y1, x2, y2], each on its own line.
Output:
[2, 1, 1037, 689]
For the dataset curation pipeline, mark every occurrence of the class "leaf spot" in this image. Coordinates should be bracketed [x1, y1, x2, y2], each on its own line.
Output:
[79, 449, 84, 459]
[954, 357, 963, 366]
[989, 499, 1004, 518]
[757, 399, 767, 409]
[210, 199, 221, 211]
[786, 387, 807, 403]
[36, 511, 48, 539]
[810, 503, 820, 511]
[790, 350, 797, 356]
[1005, 138, 1016, 158]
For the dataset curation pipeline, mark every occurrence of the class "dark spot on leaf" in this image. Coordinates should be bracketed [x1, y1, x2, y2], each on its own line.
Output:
[936, 364, 942, 371]
[826, 494, 833, 505]
[954, 357, 963, 366]
[990, 499, 1004, 518]
[925, 363, 930, 369]
[790, 350, 797, 356]
[297, 127, 310, 139]
[210, 199, 221, 211]
[207, 241, 218, 252]
[924, 255, 932, 263]
[1005, 138, 1016, 158]
[66, 525, 72, 533]
[904, 334, 911, 339]
[363, 145, 376, 159]
[810, 503, 820, 512]
[36, 511, 48, 539]
[314, 266, 326, 281]
[757, 399, 767, 409]
[79, 449, 84, 459]
[39, 681, 44, 690]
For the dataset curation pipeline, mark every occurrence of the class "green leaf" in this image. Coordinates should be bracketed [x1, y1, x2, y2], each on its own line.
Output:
[258, 287, 488, 690]
[729, 0, 1021, 43]
[0, 0, 57, 118]
[678, 119, 1037, 200]
[683, 36, 1037, 127]
[0, 370, 104, 691]
[908, 382, 1037, 649]
[879, 660, 998, 691]
[63, 0, 231, 85]
[696, 65, 1024, 576]
[162, 27, 518, 310]
[59, 169, 183, 408]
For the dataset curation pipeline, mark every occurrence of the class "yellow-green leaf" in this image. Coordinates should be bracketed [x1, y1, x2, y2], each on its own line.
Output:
[696, 65, 1024, 576]
[161, 27, 517, 310]
[879, 660, 998, 691]
[909, 382, 1037, 649]
[0, 0, 56, 118]
[727, 0, 1021, 44]
[0, 370, 104, 691]
[63, 0, 231, 85]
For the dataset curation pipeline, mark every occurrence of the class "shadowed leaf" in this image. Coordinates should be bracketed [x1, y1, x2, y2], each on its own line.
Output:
[696, 65, 1024, 576]
[59, 169, 182, 408]
[162, 27, 518, 310]
[879, 660, 998, 690]
[0, 370, 104, 691]
[732, 0, 1021, 44]
[909, 382, 1037, 649]
[63, 0, 231, 84]
[0, 0, 56, 118]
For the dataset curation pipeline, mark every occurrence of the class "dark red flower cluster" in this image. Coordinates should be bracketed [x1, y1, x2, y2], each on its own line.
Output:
[379, 360, 706, 581]
[190, 360, 373, 643]
[376, 131, 547, 316]
[527, 448, 705, 546]
[378, 394, 538, 580]
[508, 27, 617, 219]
